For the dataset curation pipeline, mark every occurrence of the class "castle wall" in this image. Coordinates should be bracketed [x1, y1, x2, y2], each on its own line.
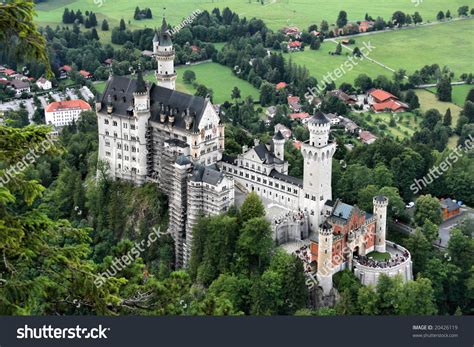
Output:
[353, 241, 413, 287]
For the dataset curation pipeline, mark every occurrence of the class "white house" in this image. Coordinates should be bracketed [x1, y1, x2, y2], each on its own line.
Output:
[36, 77, 52, 90]
[45, 99, 91, 127]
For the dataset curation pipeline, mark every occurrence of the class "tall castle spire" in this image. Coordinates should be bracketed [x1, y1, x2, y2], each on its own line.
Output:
[152, 13, 176, 90]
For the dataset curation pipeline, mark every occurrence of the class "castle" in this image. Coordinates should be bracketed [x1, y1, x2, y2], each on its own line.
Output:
[96, 19, 412, 293]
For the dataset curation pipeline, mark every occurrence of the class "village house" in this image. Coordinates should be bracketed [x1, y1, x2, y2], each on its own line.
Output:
[9, 79, 30, 97]
[104, 58, 113, 67]
[79, 70, 93, 79]
[289, 112, 310, 123]
[59, 65, 72, 79]
[359, 130, 377, 145]
[287, 40, 302, 52]
[282, 26, 301, 38]
[287, 95, 302, 112]
[266, 106, 277, 119]
[274, 123, 292, 139]
[369, 89, 408, 112]
[276, 82, 287, 90]
[440, 198, 461, 221]
[329, 89, 357, 105]
[36, 77, 52, 91]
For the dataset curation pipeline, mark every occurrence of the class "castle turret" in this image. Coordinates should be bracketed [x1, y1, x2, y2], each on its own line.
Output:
[317, 221, 334, 295]
[300, 111, 336, 230]
[273, 130, 285, 161]
[133, 68, 149, 112]
[373, 195, 389, 253]
[153, 17, 176, 90]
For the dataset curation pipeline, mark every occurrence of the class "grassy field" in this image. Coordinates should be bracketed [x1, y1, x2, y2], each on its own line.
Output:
[359, 111, 422, 140]
[428, 84, 473, 106]
[35, 0, 469, 32]
[366, 251, 391, 261]
[337, 20, 474, 79]
[282, 41, 390, 85]
[95, 62, 260, 104]
[415, 89, 462, 126]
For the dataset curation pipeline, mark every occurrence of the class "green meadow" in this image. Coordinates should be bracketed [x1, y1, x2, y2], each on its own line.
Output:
[428, 84, 473, 106]
[35, 0, 469, 32]
[339, 19, 474, 79]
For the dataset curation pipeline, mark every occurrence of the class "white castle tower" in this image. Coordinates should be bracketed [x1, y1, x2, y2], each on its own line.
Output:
[300, 111, 337, 229]
[132, 69, 150, 183]
[317, 221, 333, 295]
[153, 17, 176, 90]
[373, 195, 389, 253]
[273, 130, 285, 161]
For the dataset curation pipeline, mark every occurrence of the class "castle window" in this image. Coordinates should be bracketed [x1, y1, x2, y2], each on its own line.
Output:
[105, 141, 110, 147]
[130, 124, 136, 130]
[117, 143, 122, 149]
[105, 131, 109, 136]
[118, 154, 121, 159]
[124, 134, 128, 140]
[104, 119, 109, 124]
[123, 123, 128, 129]
[114, 132, 117, 138]
[105, 151, 111, 157]
[113, 121, 117, 126]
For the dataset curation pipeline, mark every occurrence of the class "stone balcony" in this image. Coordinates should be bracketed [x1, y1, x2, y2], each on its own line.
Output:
[353, 241, 413, 286]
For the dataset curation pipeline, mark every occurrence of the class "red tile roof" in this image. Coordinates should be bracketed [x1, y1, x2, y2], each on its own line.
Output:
[45, 100, 91, 113]
[276, 82, 287, 90]
[293, 140, 302, 150]
[79, 70, 91, 77]
[371, 99, 408, 112]
[62, 65, 72, 72]
[3, 69, 15, 75]
[287, 96, 300, 104]
[359, 130, 377, 143]
[288, 41, 302, 47]
[289, 112, 310, 120]
[370, 89, 397, 102]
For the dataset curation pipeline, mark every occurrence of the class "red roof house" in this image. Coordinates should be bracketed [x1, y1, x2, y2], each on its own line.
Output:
[62, 65, 72, 72]
[3, 69, 16, 76]
[79, 70, 92, 79]
[287, 95, 302, 112]
[289, 112, 310, 121]
[288, 41, 302, 51]
[276, 82, 287, 90]
[359, 130, 377, 144]
[369, 89, 398, 103]
[371, 99, 408, 113]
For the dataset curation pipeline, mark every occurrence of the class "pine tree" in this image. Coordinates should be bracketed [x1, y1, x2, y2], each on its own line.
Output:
[465, 88, 474, 103]
[91, 28, 99, 40]
[436, 76, 452, 102]
[437, 11, 445, 21]
[134, 6, 140, 20]
[62, 8, 70, 24]
[335, 42, 342, 55]
[101, 19, 109, 31]
[119, 18, 126, 31]
[90, 12, 97, 26]
[443, 108, 452, 126]
[446, 10, 451, 19]
[146, 8, 152, 19]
